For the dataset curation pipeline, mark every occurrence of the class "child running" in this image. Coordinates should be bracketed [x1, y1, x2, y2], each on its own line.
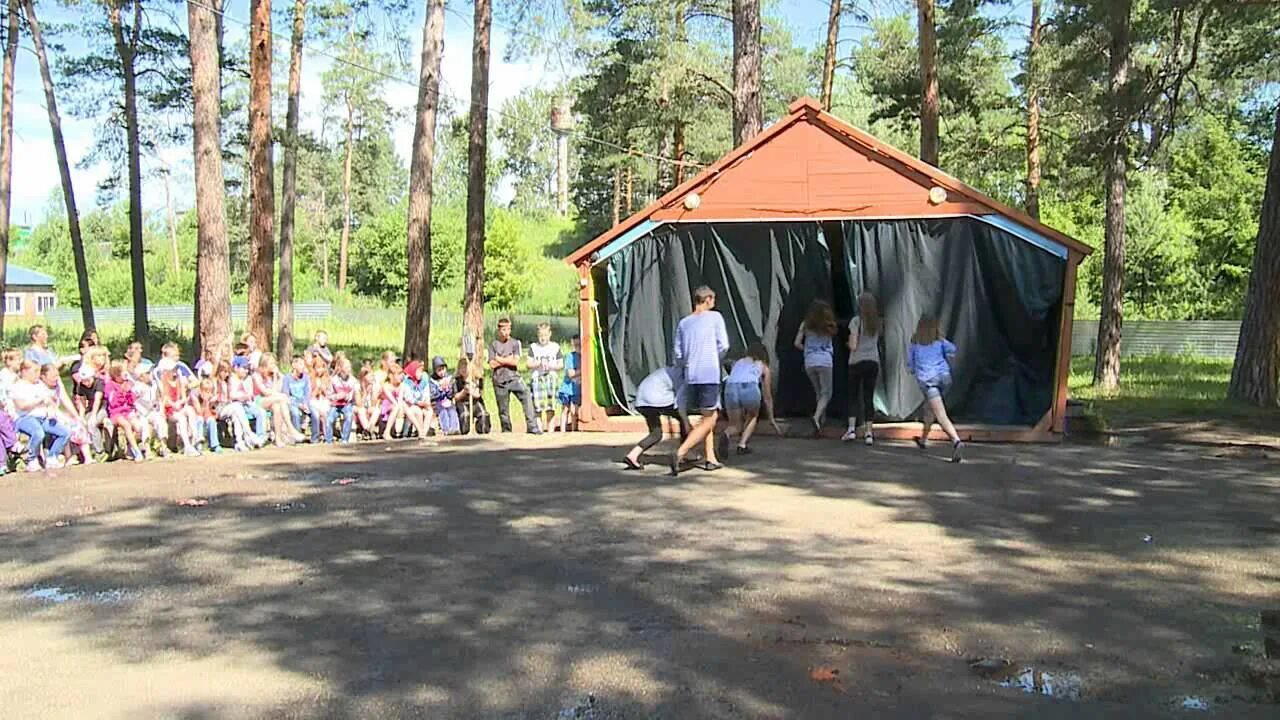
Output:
[908, 316, 964, 463]
[622, 365, 689, 470]
[722, 342, 780, 455]
[794, 299, 837, 436]
[844, 291, 883, 445]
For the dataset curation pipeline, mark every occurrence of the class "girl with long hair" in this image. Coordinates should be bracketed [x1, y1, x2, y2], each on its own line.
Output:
[844, 292, 883, 445]
[908, 316, 964, 463]
[722, 342, 781, 454]
[794, 299, 837, 435]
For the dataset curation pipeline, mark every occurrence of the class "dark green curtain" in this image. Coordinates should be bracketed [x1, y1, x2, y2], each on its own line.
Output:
[842, 218, 1065, 425]
[603, 222, 831, 416]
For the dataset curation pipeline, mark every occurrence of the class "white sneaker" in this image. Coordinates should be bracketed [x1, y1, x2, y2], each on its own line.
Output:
[840, 428, 857, 442]
[81, 454, 95, 465]
[46, 456, 65, 470]
[183, 446, 201, 457]
[864, 431, 874, 446]
[25, 460, 43, 473]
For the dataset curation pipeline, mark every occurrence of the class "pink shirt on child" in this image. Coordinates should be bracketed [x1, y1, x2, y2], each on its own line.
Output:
[104, 379, 137, 418]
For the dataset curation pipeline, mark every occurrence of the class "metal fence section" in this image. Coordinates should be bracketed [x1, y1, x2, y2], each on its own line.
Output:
[45, 303, 334, 328]
[1071, 320, 1241, 359]
[49, 306, 1240, 358]
[330, 307, 578, 335]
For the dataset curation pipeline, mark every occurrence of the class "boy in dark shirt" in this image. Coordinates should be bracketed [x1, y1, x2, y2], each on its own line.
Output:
[487, 318, 541, 434]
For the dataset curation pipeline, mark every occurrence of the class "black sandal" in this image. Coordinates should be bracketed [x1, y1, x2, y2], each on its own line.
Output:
[669, 453, 683, 477]
[736, 445, 752, 456]
[622, 456, 644, 470]
[699, 461, 724, 471]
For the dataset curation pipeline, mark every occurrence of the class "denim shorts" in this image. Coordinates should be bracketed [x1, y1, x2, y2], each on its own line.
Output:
[917, 373, 952, 400]
[685, 383, 721, 411]
[723, 382, 761, 412]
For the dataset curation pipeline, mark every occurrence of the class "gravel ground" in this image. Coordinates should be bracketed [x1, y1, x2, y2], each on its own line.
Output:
[0, 433, 1276, 719]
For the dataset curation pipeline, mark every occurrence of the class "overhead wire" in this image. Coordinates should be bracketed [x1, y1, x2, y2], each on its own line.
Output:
[182, 0, 703, 169]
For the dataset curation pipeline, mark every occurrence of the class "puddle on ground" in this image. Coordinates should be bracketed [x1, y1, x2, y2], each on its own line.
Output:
[26, 585, 131, 605]
[1180, 696, 1210, 711]
[1000, 667, 1083, 701]
[971, 658, 1082, 701]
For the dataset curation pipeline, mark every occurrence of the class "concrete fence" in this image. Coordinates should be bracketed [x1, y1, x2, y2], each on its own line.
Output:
[1070, 320, 1241, 359]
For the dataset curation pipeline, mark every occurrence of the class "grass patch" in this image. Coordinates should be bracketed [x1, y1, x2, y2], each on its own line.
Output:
[1069, 354, 1279, 433]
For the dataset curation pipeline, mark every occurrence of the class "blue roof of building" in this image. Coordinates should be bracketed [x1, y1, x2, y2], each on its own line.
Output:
[6, 265, 55, 287]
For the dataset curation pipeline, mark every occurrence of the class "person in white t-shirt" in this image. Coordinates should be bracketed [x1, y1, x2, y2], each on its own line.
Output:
[11, 360, 71, 471]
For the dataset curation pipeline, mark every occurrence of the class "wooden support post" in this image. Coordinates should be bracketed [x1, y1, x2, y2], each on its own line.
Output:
[577, 262, 601, 425]
[1052, 253, 1080, 433]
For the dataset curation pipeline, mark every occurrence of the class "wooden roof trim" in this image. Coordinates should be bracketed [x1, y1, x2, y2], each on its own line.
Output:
[564, 111, 811, 265]
[808, 106, 1094, 257]
[565, 97, 1093, 266]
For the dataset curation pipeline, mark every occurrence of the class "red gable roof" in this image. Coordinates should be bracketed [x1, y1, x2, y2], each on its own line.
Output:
[566, 97, 1091, 265]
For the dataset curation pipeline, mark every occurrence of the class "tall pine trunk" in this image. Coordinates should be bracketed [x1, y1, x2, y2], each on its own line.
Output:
[917, 0, 939, 165]
[1228, 105, 1280, 406]
[277, 0, 306, 360]
[165, 170, 178, 272]
[1093, 0, 1132, 391]
[25, 0, 93, 331]
[403, 0, 446, 361]
[820, 0, 841, 111]
[0, 0, 15, 338]
[731, 0, 761, 145]
[109, 0, 147, 341]
[337, 96, 354, 291]
[188, 0, 231, 356]
[463, 0, 492, 346]
[246, 0, 274, 350]
[1024, 0, 1042, 219]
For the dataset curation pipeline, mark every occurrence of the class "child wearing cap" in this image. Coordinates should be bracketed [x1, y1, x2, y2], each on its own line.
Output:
[429, 356, 460, 436]
[218, 360, 261, 451]
[229, 356, 269, 446]
[72, 363, 107, 454]
[132, 360, 170, 457]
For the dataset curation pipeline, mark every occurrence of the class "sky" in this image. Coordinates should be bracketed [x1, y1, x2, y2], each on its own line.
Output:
[4, 0, 933, 226]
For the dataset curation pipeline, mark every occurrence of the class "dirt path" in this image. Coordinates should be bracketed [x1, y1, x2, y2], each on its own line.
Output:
[1, 434, 1276, 718]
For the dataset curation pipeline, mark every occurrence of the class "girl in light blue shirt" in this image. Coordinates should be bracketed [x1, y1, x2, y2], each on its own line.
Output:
[907, 316, 963, 463]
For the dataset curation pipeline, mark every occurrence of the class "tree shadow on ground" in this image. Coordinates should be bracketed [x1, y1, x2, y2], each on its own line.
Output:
[1, 436, 1276, 718]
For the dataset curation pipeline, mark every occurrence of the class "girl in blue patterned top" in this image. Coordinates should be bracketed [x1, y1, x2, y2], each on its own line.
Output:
[794, 300, 836, 435]
[907, 316, 964, 463]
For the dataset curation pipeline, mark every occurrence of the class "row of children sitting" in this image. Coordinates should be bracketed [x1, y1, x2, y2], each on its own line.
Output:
[0, 328, 494, 474]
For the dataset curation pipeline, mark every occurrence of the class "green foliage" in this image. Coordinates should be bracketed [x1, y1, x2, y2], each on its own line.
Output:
[482, 212, 534, 311]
